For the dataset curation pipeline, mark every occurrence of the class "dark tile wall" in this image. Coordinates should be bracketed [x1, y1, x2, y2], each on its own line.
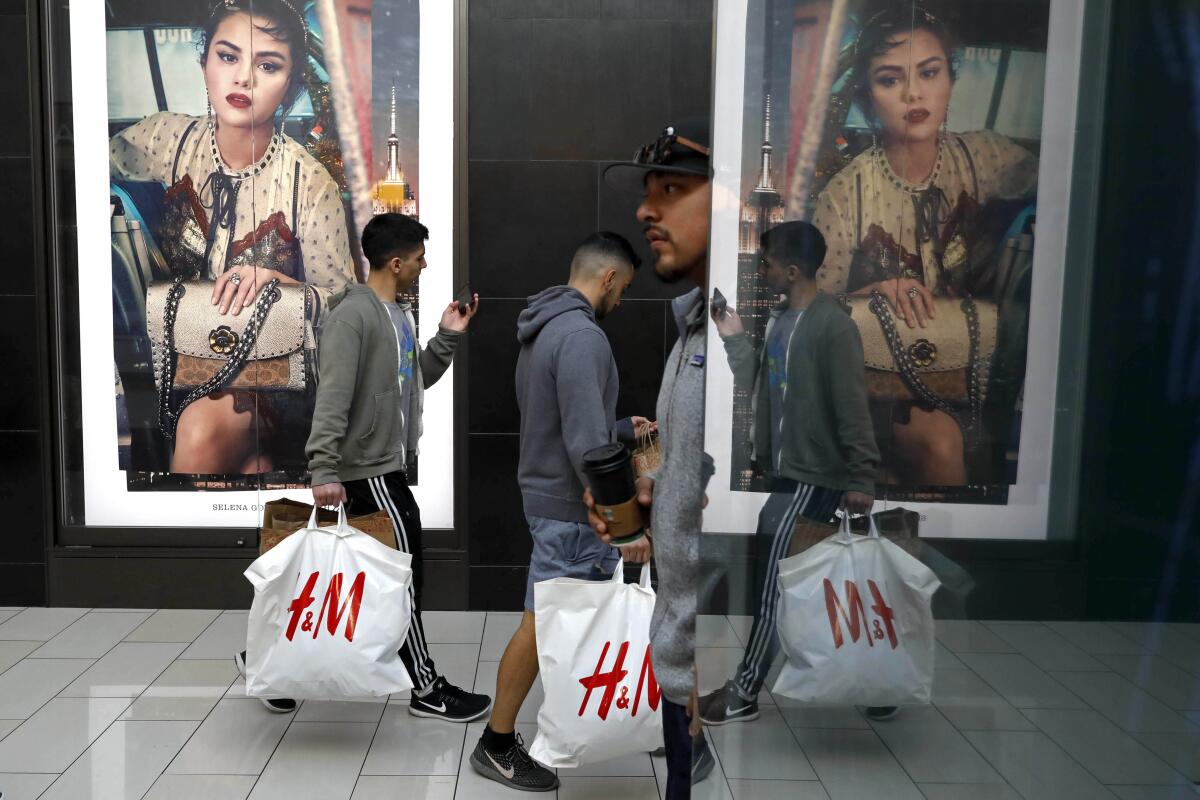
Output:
[1077, 0, 1200, 622]
[0, 1, 46, 604]
[466, 0, 713, 608]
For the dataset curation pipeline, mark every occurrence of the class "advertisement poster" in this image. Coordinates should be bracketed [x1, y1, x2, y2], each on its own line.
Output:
[73, 0, 455, 528]
[705, 0, 1086, 539]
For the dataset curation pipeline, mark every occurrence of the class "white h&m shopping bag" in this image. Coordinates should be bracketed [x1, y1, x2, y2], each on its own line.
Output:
[529, 559, 663, 768]
[244, 505, 414, 700]
[773, 514, 940, 706]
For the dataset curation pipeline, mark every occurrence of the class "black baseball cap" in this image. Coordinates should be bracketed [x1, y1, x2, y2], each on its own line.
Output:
[603, 119, 712, 194]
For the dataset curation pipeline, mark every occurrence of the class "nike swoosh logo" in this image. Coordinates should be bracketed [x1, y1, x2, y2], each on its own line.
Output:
[486, 751, 515, 780]
[424, 700, 448, 713]
[726, 703, 753, 715]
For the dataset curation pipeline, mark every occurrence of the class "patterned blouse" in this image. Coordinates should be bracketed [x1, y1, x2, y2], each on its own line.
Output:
[811, 130, 1038, 297]
[110, 112, 354, 308]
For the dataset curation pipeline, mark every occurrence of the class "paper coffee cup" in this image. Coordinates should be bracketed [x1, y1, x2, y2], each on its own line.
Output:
[582, 443, 645, 546]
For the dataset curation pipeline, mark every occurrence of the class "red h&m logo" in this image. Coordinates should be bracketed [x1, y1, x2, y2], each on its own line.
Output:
[824, 578, 898, 649]
[285, 571, 366, 642]
[577, 641, 661, 720]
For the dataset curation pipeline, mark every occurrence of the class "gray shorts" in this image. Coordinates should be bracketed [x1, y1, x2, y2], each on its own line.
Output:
[525, 514, 619, 611]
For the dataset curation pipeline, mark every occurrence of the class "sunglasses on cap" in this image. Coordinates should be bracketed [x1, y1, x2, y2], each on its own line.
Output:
[631, 126, 712, 166]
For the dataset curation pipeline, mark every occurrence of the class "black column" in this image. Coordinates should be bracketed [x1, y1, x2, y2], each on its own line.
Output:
[465, 0, 713, 609]
[0, 0, 48, 604]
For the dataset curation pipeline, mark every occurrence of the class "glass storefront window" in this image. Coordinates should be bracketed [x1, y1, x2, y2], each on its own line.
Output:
[697, 0, 1110, 772]
[704, 0, 1101, 543]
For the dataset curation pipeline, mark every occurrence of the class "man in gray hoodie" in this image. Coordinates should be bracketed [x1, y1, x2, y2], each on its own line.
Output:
[470, 231, 653, 791]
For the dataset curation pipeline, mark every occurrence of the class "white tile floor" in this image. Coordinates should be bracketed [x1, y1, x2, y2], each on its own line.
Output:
[0, 609, 1196, 799]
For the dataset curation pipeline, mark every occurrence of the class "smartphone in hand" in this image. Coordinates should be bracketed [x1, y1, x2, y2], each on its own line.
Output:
[711, 287, 728, 320]
[456, 284, 475, 314]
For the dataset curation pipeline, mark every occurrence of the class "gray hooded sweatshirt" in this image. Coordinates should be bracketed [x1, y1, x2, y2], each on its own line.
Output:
[515, 286, 634, 523]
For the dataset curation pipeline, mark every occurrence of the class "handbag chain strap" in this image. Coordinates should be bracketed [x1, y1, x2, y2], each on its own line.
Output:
[963, 294, 983, 436]
[157, 276, 283, 439]
[867, 290, 983, 438]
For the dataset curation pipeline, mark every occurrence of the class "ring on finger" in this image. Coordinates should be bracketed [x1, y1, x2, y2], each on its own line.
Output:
[906, 286, 919, 299]
[228, 272, 242, 286]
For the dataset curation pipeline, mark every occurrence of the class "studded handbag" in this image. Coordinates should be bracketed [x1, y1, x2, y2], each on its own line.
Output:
[841, 291, 997, 433]
[145, 277, 315, 438]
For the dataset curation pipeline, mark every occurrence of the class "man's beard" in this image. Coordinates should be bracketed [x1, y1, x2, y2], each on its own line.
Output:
[647, 227, 689, 284]
[654, 253, 700, 284]
[595, 293, 617, 320]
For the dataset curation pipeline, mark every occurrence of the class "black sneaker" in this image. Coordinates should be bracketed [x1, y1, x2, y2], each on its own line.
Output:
[692, 737, 716, 783]
[469, 732, 558, 791]
[234, 651, 297, 714]
[409, 676, 491, 722]
[698, 680, 759, 725]
[865, 706, 900, 721]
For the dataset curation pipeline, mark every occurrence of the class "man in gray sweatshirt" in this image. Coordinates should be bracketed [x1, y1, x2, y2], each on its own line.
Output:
[595, 121, 716, 798]
[470, 232, 653, 791]
[293, 213, 491, 723]
[704, 221, 881, 725]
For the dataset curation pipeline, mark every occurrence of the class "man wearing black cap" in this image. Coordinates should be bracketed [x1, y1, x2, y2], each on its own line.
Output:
[589, 121, 716, 797]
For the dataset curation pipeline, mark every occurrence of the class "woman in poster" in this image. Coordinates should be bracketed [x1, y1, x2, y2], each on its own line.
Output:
[110, 0, 354, 475]
[811, 4, 1038, 486]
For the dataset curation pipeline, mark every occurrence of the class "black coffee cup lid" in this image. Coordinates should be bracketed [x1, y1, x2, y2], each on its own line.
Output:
[582, 443, 628, 471]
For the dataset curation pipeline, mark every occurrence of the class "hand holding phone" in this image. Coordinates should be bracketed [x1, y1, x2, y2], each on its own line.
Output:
[710, 287, 744, 336]
[456, 284, 475, 314]
[711, 287, 728, 320]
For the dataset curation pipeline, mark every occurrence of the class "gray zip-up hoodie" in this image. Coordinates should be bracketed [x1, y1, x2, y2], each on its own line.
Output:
[306, 284, 460, 485]
[649, 287, 715, 706]
[515, 286, 635, 523]
[722, 292, 878, 493]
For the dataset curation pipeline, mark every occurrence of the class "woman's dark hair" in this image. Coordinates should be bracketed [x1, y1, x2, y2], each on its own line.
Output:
[761, 221, 827, 279]
[199, 0, 309, 115]
[362, 213, 429, 269]
[850, 4, 960, 127]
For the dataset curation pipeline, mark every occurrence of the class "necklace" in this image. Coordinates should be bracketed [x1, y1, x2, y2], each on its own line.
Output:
[201, 122, 287, 275]
[209, 123, 282, 180]
[873, 134, 947, 193]
[871, 134, 949, 281]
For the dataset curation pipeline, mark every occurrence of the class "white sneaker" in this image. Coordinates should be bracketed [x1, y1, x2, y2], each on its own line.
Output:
[234, 651, 297, 714]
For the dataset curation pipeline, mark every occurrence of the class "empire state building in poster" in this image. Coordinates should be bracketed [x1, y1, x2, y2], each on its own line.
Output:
[732, 95, 785, 492]
[372, 86, 418, 218]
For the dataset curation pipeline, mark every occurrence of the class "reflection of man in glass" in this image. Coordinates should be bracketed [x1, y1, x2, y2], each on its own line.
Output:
[110, 1, 353, 474]
[811, 6, 1038, 486]
[708, 221, 884, 723]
